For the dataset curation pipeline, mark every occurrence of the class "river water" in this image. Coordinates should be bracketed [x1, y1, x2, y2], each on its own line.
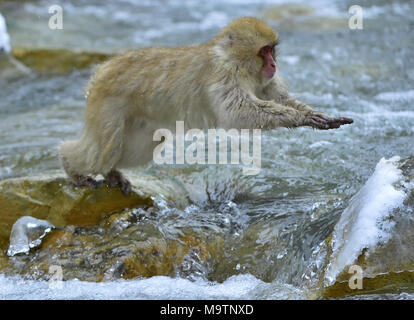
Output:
[0, 0, 413, 299]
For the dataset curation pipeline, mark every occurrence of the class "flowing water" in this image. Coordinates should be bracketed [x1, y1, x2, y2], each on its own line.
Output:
[0, 0, 413, 299]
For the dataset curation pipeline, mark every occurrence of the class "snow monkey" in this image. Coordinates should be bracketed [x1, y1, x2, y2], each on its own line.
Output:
[59, 17, 353, 195]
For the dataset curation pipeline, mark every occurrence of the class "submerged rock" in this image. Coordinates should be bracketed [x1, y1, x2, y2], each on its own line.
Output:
[319, 156, 414, 298]
[260, 4, 347, 32]
[260, 3, 314, 21]
[0, 54, 32, 81]
[10, 47, 112, 73]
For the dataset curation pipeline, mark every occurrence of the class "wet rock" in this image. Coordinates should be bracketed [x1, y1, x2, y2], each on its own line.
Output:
[0, 172, 189, 249]
[2, 207, 224, 282]
[0, 53, 31, 79]
[278, 17, 347, 32]
[260, 3, 314, 21]
[320, 156, 414, 298]
[260, 4, 347, 32]
[332, 63, 392, 81]
[0, 172, 217, 281]
[10, 47, 112, 73]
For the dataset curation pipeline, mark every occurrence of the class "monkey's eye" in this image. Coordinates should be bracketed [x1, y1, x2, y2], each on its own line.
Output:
[259, 46, 273, 56]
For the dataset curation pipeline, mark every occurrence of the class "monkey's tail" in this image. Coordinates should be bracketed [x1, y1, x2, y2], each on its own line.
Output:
[59, 133, 100, 179]
[59, 118, 125, 179]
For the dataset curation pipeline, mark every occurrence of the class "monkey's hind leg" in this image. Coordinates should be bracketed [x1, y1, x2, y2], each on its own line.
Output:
[104, 169, 132, 195]
[68, 173, 103, 190]
[59, 139, 102, 190]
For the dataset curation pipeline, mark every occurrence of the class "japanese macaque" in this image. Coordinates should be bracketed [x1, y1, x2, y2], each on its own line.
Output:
[59, 17, 353, 195]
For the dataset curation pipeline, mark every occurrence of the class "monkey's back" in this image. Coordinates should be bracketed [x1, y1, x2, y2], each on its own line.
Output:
[85, 45, 216, 128]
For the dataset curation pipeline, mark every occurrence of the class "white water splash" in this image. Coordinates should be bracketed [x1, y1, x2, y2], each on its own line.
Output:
[375, 90, 414, 102]
[0, 274, 305, 300]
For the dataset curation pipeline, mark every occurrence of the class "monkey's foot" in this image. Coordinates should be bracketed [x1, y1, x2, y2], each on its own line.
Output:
[104, 170, 132, 196]
[70, 175, 103, 189]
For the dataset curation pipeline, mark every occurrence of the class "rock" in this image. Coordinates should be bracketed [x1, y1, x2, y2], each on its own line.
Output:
[0, 172, 189, 249]
[40, 229, 72, 249]
[1, 46, 112, 79]
[0, 172, 200, 281]
[261, 3, 314, 21]
[278, 17, 347, 32]
[2, 207, 224, 281]
[319, 156, 414, 298]
[10, 47, 112, 73]
[260, 4, 347, 32]
[0, 53, 31, 79]
[332, 63, 392, 81]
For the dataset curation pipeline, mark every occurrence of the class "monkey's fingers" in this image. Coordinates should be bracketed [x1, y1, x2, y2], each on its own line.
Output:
[336, 117, 353, 124]
[311, 113, 330, 122]
[327, 117, 354, 128]
[305, 116, 330, 130]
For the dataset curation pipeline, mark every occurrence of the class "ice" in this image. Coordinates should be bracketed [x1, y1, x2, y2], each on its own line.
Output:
[324, 156, 407, 285]
[7, 216, 55, 256]
[0, 12, 10, 53]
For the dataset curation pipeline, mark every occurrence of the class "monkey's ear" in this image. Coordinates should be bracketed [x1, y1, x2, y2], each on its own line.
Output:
[213, 33, 234, 60]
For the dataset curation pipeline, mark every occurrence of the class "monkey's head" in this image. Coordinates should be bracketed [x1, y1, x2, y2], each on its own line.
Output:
[213, 17, 279, 85]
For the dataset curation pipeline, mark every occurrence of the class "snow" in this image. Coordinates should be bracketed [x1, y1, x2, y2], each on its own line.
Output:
[0, 13, 10, 53]
[324, 156, 407, 285]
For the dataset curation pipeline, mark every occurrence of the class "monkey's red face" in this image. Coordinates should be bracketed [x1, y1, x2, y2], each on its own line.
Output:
[259, 45, 276, 79]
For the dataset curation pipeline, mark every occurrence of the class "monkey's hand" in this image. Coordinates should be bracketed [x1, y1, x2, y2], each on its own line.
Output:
[304, 112, 353, 130]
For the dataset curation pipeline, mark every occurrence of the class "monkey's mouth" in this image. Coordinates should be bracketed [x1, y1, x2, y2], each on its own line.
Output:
[263, 70, 276, 79]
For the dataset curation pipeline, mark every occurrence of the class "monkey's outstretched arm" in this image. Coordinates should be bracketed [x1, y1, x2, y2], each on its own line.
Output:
[218, 87, 352, 130]
[282, 97, 353, 130]
[262, 80, 353, 129]
[283, 97, 313, 113]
